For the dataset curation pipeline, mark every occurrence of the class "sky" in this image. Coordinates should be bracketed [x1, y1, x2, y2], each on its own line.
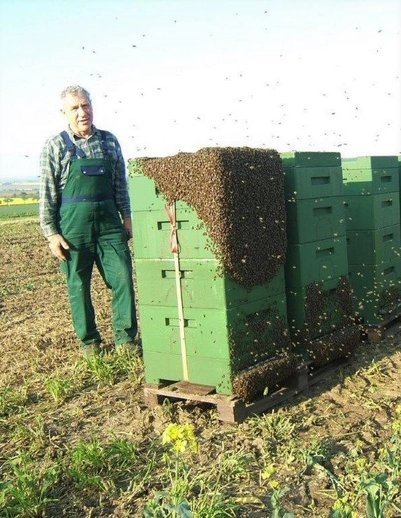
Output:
[0, 0, 400, 180]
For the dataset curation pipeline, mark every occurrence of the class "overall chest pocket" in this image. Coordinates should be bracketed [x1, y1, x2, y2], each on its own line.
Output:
[80, 165, 105, 176]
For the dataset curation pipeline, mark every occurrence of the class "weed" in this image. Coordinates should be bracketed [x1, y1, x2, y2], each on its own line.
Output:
[144, 423, 197, 516]
[0, 385, 29, 417]
[261, 466, 295, 517]
[83, 354, 117, 385]
[67, 435, 109, 490]
[0, 452, 59, 517]
[143, 491, 192, 517]
[11, 414, 48, 453]
[248, 410, 296, 444]
[44, 373, 73, 404]
[330, 496, 358, 518]
[82, 349, 143, 386]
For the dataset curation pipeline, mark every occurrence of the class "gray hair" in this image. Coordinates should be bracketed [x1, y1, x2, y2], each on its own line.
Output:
[60, 85, 91, 109]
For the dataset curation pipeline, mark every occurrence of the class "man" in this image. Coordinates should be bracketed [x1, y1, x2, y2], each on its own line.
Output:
[39, 85, 138, 356]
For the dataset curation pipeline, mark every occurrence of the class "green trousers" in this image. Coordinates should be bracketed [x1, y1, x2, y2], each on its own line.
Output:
[58, 156, 137, 347]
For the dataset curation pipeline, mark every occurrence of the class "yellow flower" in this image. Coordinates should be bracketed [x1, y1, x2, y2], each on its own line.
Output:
[162, 423, 198, 453]
[269, 479, 279, 490]
[261, 464, 276, 481]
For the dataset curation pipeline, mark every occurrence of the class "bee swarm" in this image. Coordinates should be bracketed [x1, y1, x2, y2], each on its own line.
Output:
[232, 352, 298, 403]
[134, 147, 287, 288]
[307, 325, 360, 369]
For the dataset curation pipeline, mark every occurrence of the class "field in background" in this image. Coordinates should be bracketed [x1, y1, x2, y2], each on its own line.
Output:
[0, 197, 38, 205]
[0, 202, 38, 219]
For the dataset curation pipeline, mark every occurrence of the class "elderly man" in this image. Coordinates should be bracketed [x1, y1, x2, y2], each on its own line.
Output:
[39, 85, 137, 356]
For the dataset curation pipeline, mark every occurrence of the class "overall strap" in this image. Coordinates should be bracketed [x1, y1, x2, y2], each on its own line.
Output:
[60, 130, 86, 159]
[99, 130, 111, 159]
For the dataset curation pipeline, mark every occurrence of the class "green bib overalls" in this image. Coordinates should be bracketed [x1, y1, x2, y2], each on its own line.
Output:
[58, 132, 137, 347]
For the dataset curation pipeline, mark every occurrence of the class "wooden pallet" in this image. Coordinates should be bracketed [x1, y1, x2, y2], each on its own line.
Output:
[143, 356, 351, 423]
[362, 312, 401, 342]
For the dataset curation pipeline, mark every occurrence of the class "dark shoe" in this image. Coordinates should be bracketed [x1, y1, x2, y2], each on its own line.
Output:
[80, 341, 101, 357]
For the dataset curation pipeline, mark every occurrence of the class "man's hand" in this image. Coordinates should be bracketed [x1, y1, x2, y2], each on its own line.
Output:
[47, 233, 70, 261]
[123, 216, 133, 240]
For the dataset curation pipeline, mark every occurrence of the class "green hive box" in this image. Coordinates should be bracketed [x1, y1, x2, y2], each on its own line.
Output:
[283, 166, 343, 200]
[286, 276, 355, 345]
[134, 259, 285, 309]
[344, 193, 400, 231]
[281, 152, 342, 200]
[130, 168, 215, 260]
[129, 172, 189, 212]
[138, 294, 289, 393]
[347, 225, 401, 266]
[399, 156, 401, 224]
[349, 258, 401, 324]
[285, 236, 348, 287]
[280, 151, 341, 168]
[342, 156, 399, 170]
[342, 156, 399, 196]
[286, 196, 346, 244]
[132, 208, 215, 260]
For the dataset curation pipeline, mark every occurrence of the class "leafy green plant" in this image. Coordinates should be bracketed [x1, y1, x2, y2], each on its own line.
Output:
[261, 465, 295, 518]
[143, 491, 192, 518]
[44, 373, 73, 404]
[0, 384, 29, 417]
[83, 354, 117, 385]
[66, 435, 150, 492]
[330, 496, 358, 518]
[11, 414, 48, 454]
[67, 435, 109, 490]
[0, 453, 59, 517]
[363, 474, 392, 518]
[363, 406, 401, 517]
[144, 423, 197, 516]
[82, 348, 143, 386]
[248, 410, 296, 444]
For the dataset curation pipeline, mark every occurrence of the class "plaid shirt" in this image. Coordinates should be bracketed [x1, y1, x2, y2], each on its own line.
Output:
[39, 125, 131, 237]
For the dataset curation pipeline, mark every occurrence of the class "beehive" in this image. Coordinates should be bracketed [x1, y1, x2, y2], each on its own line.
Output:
[129, 147, 297, 400]
[348, 259, 401, 324]
[281, 151, 343, 201]
[281, 152, 357, 363]
[286, 276, 355, 345]
[343, 194, 399, 230]
[347, 226, 401, 265]
[286, 196, 346, 243]
[342, 156, 401, 324]
[285, 236, 349, 287]
[342, 156, 399, 195]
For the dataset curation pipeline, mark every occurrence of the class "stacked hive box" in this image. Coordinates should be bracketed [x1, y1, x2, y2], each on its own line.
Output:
[281, 152, 359, 367]
[128, 148, 297, 402]
[342, 156, 401, 324]
[399, 156, 401, 224]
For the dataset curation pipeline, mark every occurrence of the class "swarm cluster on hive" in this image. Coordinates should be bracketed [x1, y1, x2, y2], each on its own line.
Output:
[133, 147, 287, 288]
[307, 325, 360, 369]
[232, 352, 298, 403]
[377, 285, 401, 312]
[300, 276, 355, 342]
[229, 307, 291, 373]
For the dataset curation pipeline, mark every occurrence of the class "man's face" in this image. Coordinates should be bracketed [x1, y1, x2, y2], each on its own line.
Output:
[62, 93, 93, 137]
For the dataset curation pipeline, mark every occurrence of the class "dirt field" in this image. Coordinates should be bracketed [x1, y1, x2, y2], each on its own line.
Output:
[1, 220, 400, 517]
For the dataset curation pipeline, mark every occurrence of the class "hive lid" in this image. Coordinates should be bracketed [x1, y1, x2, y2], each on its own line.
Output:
[280, 151, 341, 168]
